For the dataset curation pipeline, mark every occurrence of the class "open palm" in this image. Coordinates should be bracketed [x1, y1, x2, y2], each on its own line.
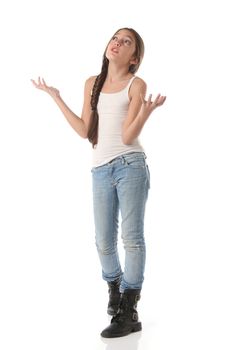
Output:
[31, 77, 60, 99]
[140, 93, 166, 119]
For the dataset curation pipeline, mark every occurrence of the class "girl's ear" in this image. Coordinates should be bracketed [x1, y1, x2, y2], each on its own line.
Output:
[129, 57, 138, 65]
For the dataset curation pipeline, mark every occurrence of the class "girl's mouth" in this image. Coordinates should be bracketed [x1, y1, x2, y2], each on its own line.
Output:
[111, 48, 119, 54]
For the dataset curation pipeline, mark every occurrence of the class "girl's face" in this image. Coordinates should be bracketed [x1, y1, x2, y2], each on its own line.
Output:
[105, 29, 138, 67]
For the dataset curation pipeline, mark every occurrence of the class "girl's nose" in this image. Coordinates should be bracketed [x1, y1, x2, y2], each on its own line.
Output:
[115, 39, 121, 47]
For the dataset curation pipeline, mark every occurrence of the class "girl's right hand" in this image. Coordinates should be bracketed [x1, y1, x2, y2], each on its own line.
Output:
[31, 77, 60, 99]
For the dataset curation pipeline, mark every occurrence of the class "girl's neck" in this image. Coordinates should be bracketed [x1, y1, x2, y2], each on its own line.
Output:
[106, 63, 133, 83]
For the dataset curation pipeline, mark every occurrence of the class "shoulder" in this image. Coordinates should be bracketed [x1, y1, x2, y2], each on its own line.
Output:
[83, 76, 97, 97]
[129, 76, 147, 99]
[85, 75, 97, 89]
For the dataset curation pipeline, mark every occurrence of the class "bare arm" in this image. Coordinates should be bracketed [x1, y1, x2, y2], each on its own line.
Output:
[122, 78, 167, 145]
[31, 76, 96, 139]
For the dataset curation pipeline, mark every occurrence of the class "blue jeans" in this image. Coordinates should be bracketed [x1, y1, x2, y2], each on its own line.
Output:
[91, 152, 150, 292]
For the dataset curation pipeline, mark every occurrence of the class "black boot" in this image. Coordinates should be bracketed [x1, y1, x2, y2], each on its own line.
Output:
[107, 278, 121, 316]
[101, 289, 142, 338]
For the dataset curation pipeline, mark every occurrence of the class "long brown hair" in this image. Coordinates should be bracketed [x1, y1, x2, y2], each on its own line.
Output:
[87, 28, 145, 148]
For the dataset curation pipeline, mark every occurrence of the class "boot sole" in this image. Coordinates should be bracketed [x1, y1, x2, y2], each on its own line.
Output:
[101, 322, 142, 338]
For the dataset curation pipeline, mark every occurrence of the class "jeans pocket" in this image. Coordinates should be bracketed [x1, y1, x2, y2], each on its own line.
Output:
[125, 156, 146, 169]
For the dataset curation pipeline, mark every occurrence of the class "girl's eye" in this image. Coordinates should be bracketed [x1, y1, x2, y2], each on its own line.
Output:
[111, 36, 132, 46]
[124, 39, 131, 46]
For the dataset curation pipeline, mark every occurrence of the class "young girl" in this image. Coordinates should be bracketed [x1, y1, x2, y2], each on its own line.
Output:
[31, 27, 166, 338]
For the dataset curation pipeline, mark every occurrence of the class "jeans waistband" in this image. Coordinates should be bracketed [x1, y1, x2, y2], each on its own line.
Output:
[107, 152, 147, 165]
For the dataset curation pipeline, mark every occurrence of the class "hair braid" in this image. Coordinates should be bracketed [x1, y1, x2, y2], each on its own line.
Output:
[87, 56, 108, 148]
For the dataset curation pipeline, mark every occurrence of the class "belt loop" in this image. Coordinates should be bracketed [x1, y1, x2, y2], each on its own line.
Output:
[122, 154, 129, 165]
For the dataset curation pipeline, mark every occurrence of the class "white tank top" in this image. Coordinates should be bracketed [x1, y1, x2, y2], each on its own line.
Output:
[92, 76, 144, 167]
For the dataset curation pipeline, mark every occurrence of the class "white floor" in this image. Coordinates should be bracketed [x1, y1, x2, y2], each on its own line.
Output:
[1, 223, 229, 350]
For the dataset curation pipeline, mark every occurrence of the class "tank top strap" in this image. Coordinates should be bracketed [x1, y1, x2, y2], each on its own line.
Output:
[126, 75, 136, 91]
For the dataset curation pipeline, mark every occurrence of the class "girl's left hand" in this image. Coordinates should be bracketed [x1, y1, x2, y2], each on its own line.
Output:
[140, 93, 166, 118]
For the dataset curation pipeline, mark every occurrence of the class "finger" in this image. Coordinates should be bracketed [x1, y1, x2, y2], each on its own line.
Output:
[42, 78, 47, 86]
[153, 94, 161, 105]
[147, 94, 152, 103]
[157, 96, 167, 106]
[31, 79, 38, 87]
[155, 93, 161, 102]
[160, 96, 166, 104]
[30, 79, 36, 85]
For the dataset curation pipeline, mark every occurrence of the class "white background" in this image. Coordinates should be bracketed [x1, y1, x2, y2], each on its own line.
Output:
[0, 0, 229, 349]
